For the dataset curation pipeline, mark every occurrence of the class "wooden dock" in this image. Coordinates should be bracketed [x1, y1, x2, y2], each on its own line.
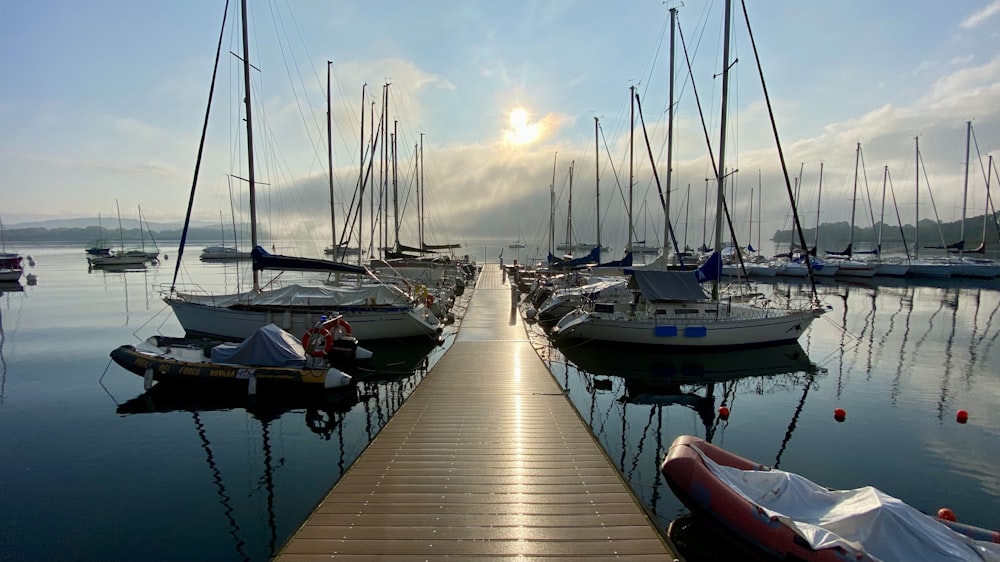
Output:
[274, 265, 678, 561]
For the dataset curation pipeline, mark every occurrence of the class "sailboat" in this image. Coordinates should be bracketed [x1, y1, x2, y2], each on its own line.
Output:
[0, 216, 24, 283]
[823, 143, 878, 278]
[508, 222, 526, 249]
[162, 2, 442, 343]
[87, 200, 150, 268]
[84, 213, 112, 257]
[551, 1, 824, 349]
[944, 121, 1000, 278]
[907, 136, 952, 278]
[201, 210, 251, 260]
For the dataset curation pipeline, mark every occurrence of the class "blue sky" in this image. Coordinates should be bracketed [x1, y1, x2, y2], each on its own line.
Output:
[2, 1, 999, 255]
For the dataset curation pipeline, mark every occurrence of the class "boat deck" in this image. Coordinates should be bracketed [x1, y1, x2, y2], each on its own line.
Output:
[273, 264, 678, 561]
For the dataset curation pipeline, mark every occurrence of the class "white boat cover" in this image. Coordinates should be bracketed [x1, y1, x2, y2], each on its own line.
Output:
[697, 447, 1000, 562]
[180, 282, 409, 308]
[553, 278, 629, 299]
[209, 323, 307, 367]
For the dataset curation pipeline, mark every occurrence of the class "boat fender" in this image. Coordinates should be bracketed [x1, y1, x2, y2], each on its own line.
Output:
[143, 367, 155, 391]
[302, 327, 335, 357]
[324, 367, 353, 389]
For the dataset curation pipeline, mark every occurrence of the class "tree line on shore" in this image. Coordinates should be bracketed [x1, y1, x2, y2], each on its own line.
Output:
[2, 225, 258, 244]
[773, 213, 1000, 255]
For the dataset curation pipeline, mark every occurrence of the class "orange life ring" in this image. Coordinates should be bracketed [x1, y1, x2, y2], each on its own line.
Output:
[330, 317, 352, 337]
[301, 327, 335, 357]
[425, 294, 435, 306]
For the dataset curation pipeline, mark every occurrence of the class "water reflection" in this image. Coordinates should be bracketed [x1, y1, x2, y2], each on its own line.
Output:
[111, 334, 441, 561]
[541, 334, 821, 527]
[0, 281, 24, 404]
[530, 276, 1000, 561]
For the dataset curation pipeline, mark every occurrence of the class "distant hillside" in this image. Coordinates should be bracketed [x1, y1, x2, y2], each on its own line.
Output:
[772, 212, 1000, 255]
[1, 224, 264, 245]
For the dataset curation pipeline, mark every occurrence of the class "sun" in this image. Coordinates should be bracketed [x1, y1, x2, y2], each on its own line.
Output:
[504, 107, 541, 145]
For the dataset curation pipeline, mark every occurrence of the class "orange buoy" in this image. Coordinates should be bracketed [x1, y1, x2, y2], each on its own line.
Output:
[956, 409, 969, 424]
[834, 408, 846, 422]
[718, 406, 730, 420]
[937, 508, 957, 521]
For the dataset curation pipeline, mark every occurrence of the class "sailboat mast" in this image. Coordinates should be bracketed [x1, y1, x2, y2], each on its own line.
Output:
[714, 0, 733, 268]
[628, 84, 635, 252]
[566, 162, 574, 253]
[420, 133, 426, 250]
[915, 136, 920, 259]
[357, 84, 366, 266]
[138, 205, 145, 250]
[392, 119, 399, 250]
[327, 61, 337, 256]
[115, 199, 125, 252]
[814, 163, 824, 250]
[240, 0, 260, 292]
[549, 152, 557, 257]
[664, 7, 677, 258]
[415, 142, 421, 250]
[877, 165, 888, 252]
[849, 142, 860, 258]
[960, 120, 971, 258]
[594, 116, 601, 257]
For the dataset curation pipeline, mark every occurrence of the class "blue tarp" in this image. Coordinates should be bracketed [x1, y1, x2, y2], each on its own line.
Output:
[210, 323, 307, 367]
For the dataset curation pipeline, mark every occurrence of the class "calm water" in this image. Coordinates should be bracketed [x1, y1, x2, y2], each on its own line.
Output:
[526, 272, 1000, 559]
[2, 243, 998, 561]
[0, 243, 456, 562]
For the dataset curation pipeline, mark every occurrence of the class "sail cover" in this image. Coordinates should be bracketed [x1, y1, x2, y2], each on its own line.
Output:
[252, 246, 366, 274]
[628, 270, 708, 302]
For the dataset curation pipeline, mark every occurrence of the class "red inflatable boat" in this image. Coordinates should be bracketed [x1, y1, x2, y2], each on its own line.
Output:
[661, 435, 1000, 562]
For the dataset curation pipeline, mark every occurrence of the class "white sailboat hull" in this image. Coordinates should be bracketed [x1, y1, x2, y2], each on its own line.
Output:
[166, 298, 441, 342]
[949, 259, 1000, 278]
[874, 261, 909, 277]
[832, 260, 878, 278]
[551, 303, 820, 348]
[906, 260, 951, 278]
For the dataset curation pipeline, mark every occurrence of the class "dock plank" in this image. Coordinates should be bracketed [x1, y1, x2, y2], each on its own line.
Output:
[273, 265, 678, 561]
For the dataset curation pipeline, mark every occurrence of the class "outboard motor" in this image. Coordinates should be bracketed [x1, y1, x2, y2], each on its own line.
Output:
[327, 335, 359, 369]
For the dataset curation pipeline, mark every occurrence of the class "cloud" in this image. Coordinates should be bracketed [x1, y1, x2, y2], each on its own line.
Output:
[960, 0, 1000, 29]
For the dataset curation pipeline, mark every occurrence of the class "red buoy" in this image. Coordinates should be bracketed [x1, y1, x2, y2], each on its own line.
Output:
[718, 406, 730, 420]
[956, 409, 969, 424]
[938, 507, 957, 521]
[834, 408, 846, 422]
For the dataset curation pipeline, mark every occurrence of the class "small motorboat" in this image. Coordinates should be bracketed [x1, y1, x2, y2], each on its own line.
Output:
[661, 435, 1000, 562]
[110, 318, 373, 393]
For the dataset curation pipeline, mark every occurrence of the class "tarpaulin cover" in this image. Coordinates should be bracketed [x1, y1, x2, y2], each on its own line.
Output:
[210, 323, 307, 367]
[696, 446, 1000, 562]
[179, 282, 410, 308]
[627, 270, 708, 302]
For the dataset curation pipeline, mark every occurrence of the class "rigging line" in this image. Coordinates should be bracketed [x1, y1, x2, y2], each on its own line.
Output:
[885, 168, 912, 257]
[858, 146, 879, 238]
[739, 0, 818, 300]
[971, 127, 1000, 246]
[626, 406, 658, 484]
[633, 92, 685, 264]
[916, 145, 950, 248]
[171, 0, 231, 292]
[773, 372, 815, 470]
[597, 122, 628, 238]
[265, 0, 326, 170]
[193, 411, 252, 562]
